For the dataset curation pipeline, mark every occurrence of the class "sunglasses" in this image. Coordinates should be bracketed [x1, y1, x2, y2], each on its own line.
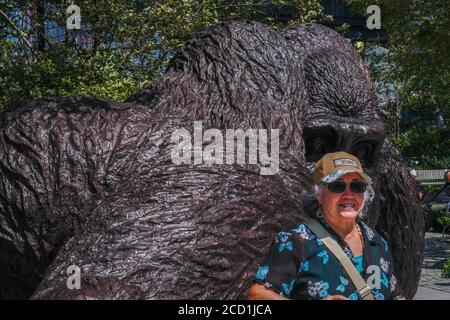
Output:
[326, 181, 367, 194]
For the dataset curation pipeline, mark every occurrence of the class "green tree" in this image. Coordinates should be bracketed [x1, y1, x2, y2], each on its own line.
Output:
[0, 0, 329, 111]
[347, 0, 450, 168]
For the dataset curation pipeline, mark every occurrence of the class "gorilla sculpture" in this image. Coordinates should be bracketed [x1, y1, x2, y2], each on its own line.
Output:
[0, 20, 423, 300]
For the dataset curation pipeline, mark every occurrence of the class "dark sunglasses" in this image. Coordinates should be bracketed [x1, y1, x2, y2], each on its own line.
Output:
[326, 181, 367, 194]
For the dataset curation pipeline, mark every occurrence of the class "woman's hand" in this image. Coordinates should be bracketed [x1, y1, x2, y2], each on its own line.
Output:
[247, 284, 289, 300]
[321, 295, 349, 300]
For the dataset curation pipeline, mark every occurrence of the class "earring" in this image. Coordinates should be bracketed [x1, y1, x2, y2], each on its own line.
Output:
[316, 207, 323, 219]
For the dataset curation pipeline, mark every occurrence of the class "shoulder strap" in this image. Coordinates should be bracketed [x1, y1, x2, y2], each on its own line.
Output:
[303, 219, 374, 300]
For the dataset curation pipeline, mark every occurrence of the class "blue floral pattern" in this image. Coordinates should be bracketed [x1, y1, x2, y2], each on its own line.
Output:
[349, 291, 359, 300]
[317, 249, 329, 264]
[380, 257, 389, 273]
[372, 289, 385, 300]
[282, 279, 296, 296]
[336, 276, 349, 292]
[277, 232, 293, 252]
[380, 272, 389, 289]
[308, 280, 330, 298]
[316, 237, 323, 247]
[291, 224, 316, 240]
[300, 261, 309, 272]
[255, 266, 269, 280]
[277, 232, 290, 242]
[343, 246, 354, 259]
[253, 219, 405, 300]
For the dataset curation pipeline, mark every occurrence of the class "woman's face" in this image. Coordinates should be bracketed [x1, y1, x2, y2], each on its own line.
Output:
[318, 172, 365, 222]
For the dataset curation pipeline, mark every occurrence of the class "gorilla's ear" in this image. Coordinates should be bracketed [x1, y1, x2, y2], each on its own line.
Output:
[369, 138, 424, 299]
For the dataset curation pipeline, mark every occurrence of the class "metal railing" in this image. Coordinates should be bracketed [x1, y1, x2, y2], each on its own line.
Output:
[416, 169, 448, 185]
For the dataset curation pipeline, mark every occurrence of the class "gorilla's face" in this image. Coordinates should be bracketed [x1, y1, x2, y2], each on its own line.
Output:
[303, 125, 383, 168]
[302, 50, 384, 167]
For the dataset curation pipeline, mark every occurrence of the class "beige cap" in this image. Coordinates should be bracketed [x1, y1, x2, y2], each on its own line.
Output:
[313, 152, 372, 185]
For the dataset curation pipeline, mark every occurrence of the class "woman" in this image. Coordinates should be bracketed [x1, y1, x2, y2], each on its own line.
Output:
[247, 152, 406, 300]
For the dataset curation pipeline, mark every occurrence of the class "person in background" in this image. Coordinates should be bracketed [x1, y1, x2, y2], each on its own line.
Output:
[410, 169, 425, 202]
[423, 170, 450, 231]
[433, 170, 450, 205]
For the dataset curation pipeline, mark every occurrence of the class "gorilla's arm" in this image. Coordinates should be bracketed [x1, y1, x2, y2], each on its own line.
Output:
[369, 139, 424, 299]
[0, 72, 205, 299]
[0, 97, 143, 299]
[31, 156, 307, 299]
[1, 20, 308, 299]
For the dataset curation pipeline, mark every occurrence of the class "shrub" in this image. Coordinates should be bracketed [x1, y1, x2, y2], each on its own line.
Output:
[442, 258, 450, 278]
[437, 215, 450, 229]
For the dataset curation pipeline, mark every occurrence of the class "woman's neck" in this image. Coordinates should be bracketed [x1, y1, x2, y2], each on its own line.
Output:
[323, 213, 357, 240]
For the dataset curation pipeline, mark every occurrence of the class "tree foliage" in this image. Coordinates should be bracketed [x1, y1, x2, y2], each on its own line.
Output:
[2, 1, 447, 167]
[0, 0, 329, 110]
[347, 0, 449, 168]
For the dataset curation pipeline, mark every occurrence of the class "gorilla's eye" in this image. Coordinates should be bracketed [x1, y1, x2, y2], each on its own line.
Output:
[305, 136, 335, 162]
[310, 138, 328, 154]
[303, 127, 337, 162]
[352, 142, 375, 165]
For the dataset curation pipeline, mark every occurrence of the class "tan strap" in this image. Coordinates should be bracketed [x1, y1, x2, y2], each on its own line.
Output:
[303, 219, 375, 300]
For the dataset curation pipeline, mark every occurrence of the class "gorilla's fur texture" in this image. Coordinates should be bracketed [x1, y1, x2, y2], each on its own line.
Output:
[0, 21, 423, 300]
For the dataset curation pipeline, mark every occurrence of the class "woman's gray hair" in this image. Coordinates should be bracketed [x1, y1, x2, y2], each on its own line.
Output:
[300, 183, 375, 218]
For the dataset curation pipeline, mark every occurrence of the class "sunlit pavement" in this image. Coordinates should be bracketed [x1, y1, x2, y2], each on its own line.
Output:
[413, 232, 450, 300]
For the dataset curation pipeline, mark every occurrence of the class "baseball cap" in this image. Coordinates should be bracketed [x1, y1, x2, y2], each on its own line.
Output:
[313, 151, 372, 185]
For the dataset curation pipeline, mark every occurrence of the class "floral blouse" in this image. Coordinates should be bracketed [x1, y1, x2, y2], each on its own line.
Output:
[253, 218, 405, 300]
